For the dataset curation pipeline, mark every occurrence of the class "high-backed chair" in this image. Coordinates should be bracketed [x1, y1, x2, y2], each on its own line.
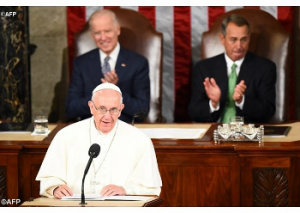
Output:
[201, 8, 290, 123]
[74, 8, 163, 123]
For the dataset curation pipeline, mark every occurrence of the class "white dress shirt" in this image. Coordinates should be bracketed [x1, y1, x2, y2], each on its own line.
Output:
[99, 42, 120, 71]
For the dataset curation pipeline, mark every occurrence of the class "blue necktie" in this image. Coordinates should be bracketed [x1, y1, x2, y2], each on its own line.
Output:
[102, 56, 111, 74]
[221, 63, 237, 123]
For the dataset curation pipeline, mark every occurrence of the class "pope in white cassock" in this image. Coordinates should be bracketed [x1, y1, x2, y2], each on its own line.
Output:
[36, 82, 162, 198]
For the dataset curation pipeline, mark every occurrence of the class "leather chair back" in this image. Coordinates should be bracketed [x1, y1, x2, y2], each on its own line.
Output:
[201, 8, 290, 123]
[75, 8, 163, 123]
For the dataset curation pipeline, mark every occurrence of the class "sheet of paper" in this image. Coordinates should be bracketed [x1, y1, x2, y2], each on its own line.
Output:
[0, 131, 32, 134]
[61, 194, 151, 201]
[138, 128, 207, 139]
[104, 196, 151, 201]
[61, 194, 103, 201]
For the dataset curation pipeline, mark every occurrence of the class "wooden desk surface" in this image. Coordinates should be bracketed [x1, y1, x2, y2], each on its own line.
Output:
[0, 124, 57, 141]
[1, 121, 300, 144]
[21, 196, 162, 207]
[136, 122, 300, 142]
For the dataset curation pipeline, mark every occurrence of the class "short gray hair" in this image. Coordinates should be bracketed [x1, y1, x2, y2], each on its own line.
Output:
[88, 9, 120, 30]
[221, 14, 250, 36]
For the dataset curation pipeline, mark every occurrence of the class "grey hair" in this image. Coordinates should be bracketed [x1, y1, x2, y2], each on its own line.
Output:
[88, 9, 120, 30]
[221, 14, 250, 36]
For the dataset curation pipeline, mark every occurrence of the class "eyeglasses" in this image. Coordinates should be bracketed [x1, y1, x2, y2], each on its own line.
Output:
[91, 101, 120, 115]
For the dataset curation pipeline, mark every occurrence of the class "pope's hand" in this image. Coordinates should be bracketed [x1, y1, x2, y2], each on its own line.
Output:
[101, 184, 126, 196]
[53, 184, 73, 199]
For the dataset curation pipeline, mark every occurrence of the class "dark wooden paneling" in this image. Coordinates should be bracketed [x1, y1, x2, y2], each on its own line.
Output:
[1, 123, 300, 207]
[157, 152, 240, 206]
[0, 165, 7, 206]
[0, 151, 19, 206]
[19, 152, 46, 202]
[253, 168, 288, 206]
[240, 155, 300, 206]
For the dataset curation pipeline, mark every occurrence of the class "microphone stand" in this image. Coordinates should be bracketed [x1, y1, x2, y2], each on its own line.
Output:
[80, 143, 100, 205]
[80, 156, 94, 205]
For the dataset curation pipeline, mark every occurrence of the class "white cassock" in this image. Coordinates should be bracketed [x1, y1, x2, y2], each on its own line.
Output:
[36, 118, 162, 197]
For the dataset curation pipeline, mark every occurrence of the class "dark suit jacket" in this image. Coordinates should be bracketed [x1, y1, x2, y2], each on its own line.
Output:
[65, 47, 150, 123]
[188, 52, 276, 123]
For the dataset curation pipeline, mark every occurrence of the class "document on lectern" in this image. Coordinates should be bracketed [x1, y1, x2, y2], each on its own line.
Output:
[139, 128, 207, 139]
[61, 194, 152, 201]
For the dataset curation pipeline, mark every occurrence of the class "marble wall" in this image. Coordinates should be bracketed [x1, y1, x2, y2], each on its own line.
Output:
[29, 6, 68, 122]
[0, 6, 31, 123]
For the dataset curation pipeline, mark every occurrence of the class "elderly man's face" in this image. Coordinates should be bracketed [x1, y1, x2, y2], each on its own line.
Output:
[220, 22, 250, 61]
[88, 89, 124, 133]
[90, 13, 120, 55]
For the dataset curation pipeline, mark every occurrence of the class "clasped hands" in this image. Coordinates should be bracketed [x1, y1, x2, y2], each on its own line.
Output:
[53, 184, 126, 199]
[101, 69, 119, 85]
[203, 77, 247, 108]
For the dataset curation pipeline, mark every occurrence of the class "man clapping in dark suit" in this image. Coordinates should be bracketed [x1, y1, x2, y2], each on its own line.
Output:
[188, 14, 276, 123]
[66, 9, 150, 123]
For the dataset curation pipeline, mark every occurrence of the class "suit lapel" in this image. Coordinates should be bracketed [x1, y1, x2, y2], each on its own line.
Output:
[238, 52, 253, 82]
[214, 54, 228, 101]
[115, 47, 127, 79]
[90, 49, 104, 81]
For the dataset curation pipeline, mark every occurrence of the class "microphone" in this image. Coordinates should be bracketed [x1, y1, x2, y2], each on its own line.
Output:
[131, 110, 146, 126]
[80, 143, 100, 205]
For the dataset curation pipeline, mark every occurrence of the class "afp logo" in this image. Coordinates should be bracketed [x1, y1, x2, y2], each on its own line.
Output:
[1, 12, 17, 17]
[1, 198, 21, 205]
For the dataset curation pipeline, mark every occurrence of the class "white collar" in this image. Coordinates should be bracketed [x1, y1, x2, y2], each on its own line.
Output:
[224, 53, 245, 75]
[99, 42, 120, 63]
[90, 117, 118, 137]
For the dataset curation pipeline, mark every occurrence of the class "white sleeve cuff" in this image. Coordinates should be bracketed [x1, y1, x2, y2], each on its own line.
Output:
[235, 95, 245, 109]
[209, 100, 220, 113]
